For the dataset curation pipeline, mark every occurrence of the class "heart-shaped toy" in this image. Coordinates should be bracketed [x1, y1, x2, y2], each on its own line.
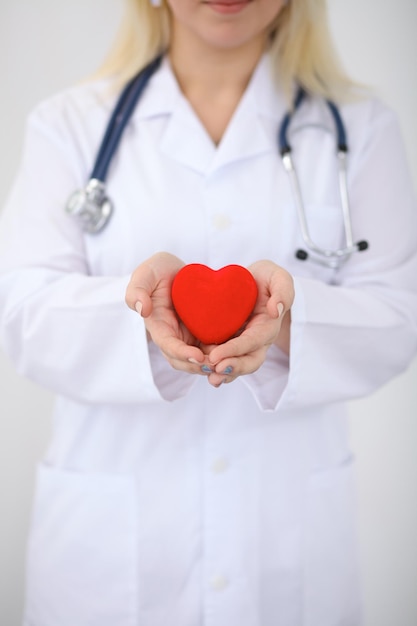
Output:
[171, 264, 258, 344]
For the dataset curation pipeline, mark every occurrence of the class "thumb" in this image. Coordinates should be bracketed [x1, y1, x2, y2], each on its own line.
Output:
[125, 281, 154, 317]
[130, 288, 153, 318]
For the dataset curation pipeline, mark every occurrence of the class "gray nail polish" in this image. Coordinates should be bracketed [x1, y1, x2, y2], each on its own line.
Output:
[201, 365, 213, 374]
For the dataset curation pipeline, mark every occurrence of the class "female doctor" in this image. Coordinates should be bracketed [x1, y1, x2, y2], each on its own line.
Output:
[1, 0, 417, 625]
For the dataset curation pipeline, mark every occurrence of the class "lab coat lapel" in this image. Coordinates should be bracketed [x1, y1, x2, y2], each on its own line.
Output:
[140, 54, 285, 176]
[159, 96, 216, 174]
[133, 57, 216, 173]
[208, 54, 284, 174]
[206, 106, 273, 176]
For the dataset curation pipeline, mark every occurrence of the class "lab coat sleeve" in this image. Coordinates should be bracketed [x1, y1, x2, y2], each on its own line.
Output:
[243, 101, 417, 411]
[0, 101, 194, 405]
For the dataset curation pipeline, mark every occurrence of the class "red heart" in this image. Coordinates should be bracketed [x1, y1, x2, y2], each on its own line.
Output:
[171, 264, 258, 344]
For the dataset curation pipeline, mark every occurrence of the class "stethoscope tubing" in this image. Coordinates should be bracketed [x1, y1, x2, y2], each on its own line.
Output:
[66, 56, 368, 266]
[91, 56, 162, 182]
[279, 87, 367, 266]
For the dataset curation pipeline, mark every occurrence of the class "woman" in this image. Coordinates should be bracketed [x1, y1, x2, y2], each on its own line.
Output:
[0, 0, 416, 624]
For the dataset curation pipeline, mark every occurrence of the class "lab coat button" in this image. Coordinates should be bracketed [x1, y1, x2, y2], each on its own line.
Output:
[210, 575, 229, 591]
[212, 214, 231, 230]
[211, 458, 229, 474]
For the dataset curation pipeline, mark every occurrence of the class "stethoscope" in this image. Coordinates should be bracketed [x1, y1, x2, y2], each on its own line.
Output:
[66, 55, 368, 268]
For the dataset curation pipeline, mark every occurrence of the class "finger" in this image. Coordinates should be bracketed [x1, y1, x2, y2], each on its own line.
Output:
[125, 286, 153, 317]
[162, 354, 207, 375]
[206, 371, 237, 387]
[249, 261, 295, 312]
[125, 252, 183, 315]
[266, 300, 286, 320]
[265, 276, 294, 316]
[161, 351, 214, 376]
[208, 324, 275, 365]
[155, 333, 205, 365]
[212, 346, 269, 378]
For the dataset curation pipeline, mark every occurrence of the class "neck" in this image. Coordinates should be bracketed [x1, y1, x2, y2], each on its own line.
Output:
[167, 23, 267, 144]
[168, 24, 266, 100]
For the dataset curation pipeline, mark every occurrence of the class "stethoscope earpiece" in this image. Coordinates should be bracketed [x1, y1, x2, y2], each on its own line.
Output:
[295, 239, 369, 267]
[295, 249, 308, 261]
[357, 240, 369, 251]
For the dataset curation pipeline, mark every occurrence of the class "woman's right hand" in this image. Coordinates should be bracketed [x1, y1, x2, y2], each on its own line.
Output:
[125, 252, 208, 373]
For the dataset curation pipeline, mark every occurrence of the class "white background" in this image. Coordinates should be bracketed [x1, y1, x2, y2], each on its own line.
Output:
[0, 1, 416, 624]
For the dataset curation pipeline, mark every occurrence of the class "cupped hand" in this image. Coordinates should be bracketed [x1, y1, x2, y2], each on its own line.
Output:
[204, 260, 294, 387]
[125, 252, 209, 372]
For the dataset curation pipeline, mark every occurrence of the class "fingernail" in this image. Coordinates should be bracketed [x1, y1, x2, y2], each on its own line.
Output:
[135, 301, 143, 315]
[188, 358, 200, 365]
[277, 303, 284, 318]
[201, 365, 214, 374]
[223, 366, 233, 375]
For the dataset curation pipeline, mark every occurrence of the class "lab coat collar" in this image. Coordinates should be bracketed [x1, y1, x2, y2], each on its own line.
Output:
[135, 54, 286, 176]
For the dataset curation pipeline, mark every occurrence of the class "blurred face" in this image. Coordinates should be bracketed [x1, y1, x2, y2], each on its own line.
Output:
[166, 0, 285, 53]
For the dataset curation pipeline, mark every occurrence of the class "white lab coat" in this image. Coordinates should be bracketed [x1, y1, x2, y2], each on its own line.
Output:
[0, 55, 416, 626]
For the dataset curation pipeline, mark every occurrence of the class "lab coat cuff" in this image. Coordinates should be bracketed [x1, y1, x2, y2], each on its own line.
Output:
[241, 277, 306, 412]
[147, 340, 198, 401]
[95, 275, 166, 405]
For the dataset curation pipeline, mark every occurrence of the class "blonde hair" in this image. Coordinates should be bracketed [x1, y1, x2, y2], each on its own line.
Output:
[97, 0, 356, 103]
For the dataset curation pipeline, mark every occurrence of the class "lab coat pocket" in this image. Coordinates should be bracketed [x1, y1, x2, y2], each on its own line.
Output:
[24, 463, 138, 626]
[303, 456, 362, 626]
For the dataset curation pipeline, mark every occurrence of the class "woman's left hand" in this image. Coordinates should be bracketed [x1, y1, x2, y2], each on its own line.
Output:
[203, 260, 294, 387]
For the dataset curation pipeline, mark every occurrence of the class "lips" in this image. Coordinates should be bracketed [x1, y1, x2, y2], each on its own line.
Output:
[207, 0, 248, 4]
[204, 0, 251, 14]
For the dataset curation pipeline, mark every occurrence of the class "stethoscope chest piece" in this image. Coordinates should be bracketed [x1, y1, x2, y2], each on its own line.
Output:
[66, 178, 113, 234]
[65, 56, 162, 235]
